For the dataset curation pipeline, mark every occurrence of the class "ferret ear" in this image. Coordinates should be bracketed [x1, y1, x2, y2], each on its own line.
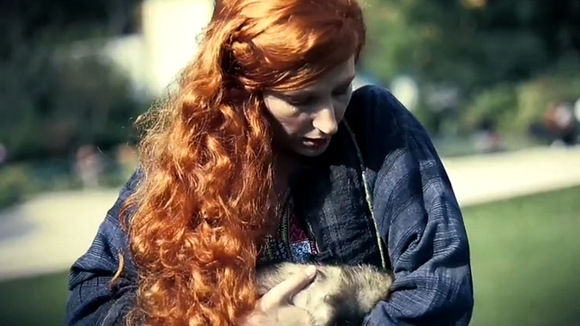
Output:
[315, 267, 329, 281]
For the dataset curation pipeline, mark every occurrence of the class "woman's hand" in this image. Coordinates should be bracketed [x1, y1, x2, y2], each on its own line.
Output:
[242, 265, 317, 326]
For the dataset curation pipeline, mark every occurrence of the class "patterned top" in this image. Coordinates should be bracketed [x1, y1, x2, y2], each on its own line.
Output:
[258, 198, 318, 265]
[287, 213, 318, 262]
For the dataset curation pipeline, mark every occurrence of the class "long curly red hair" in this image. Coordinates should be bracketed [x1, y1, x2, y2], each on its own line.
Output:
[121, 0, 365, 325]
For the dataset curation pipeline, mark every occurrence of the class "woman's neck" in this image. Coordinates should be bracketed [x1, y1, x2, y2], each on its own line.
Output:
[272, 151, 301, 198]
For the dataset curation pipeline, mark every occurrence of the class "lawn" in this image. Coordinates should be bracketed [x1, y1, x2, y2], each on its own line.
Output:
[465, 185, 580, 326]
[0, 186, 579, 326]
[0, 270, 69, 326]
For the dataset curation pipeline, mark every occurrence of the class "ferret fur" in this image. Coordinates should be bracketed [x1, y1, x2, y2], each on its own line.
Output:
[254, 262, 394, 326]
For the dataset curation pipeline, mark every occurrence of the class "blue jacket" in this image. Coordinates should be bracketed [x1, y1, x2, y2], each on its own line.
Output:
[65, 85, 474, 326]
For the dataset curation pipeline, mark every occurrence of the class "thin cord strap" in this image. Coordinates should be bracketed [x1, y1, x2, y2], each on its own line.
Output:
[343, 120, 389, 271]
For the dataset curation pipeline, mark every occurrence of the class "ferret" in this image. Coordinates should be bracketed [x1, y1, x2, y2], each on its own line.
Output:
[253, 262, 394, 326]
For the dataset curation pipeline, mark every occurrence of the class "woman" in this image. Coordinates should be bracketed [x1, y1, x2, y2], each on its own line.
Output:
[65, 0, 474, 325]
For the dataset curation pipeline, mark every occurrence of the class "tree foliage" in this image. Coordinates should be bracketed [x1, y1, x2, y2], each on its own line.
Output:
[362, 0, 580, 134]
[364, 0, 580, 88]
[0, 0, 145, 161]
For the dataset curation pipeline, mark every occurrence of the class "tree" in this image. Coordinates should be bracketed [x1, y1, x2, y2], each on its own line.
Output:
[363, 0, 580, 90]
[0, 0, 146, 161]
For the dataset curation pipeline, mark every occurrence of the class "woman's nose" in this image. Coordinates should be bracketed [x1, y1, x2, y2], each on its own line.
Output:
[313, 106, 338, 136]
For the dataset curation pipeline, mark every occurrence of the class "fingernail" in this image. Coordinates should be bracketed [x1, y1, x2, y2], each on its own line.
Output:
[305, 265, 317, 277]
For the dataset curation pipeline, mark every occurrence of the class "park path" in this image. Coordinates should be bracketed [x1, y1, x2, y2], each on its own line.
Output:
[1, 146, 579, 281]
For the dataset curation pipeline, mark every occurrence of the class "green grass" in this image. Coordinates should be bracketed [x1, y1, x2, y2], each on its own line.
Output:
[465, 185, 580, 326]
[0, 271, 69, 326]
[0, 186, 579, 326]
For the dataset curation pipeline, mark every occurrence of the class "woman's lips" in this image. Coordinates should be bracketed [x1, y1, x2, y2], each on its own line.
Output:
[302, 137, 330, 148]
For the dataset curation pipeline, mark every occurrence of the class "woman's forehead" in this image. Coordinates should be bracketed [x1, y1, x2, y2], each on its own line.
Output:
[282, 57, 356, 96]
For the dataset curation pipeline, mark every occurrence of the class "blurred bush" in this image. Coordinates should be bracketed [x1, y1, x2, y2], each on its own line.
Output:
[0, 160, 85, 209]
[0, 152, 137, 209]
[0, 165, 32, 209]
[461, 84, 519, 132]
[515, 75, 580, 131]
[0, 41, 146, 162]
[459, 74, 580, 134]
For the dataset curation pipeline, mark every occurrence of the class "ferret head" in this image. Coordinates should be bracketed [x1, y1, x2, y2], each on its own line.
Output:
[324, 265, 393, 325]
[255, 263, 393, 326]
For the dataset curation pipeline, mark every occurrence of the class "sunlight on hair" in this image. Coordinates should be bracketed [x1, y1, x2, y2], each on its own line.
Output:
[121, 1, 366, 325]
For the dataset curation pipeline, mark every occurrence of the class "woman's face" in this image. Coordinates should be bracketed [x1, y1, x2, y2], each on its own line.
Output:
[263, 56, 356, 157]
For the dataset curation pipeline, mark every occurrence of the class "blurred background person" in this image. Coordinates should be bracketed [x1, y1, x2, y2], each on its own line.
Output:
[544, 101, 579, 147]
[74, 145, 104, 189]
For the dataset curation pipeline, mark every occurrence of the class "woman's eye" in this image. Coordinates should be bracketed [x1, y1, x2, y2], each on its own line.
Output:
[287, 96, 315, 106]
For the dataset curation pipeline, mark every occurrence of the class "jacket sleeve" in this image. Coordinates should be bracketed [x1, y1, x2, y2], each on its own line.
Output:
[65, 170, 142, 326]
[354, 86, 474, 326]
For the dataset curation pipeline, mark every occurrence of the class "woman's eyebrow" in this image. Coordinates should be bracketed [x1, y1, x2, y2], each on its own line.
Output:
[275, 74, 356, 98]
